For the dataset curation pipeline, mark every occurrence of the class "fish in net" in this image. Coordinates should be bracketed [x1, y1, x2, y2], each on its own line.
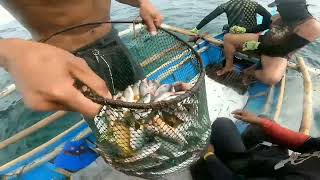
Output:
[75, 25, 211, 178]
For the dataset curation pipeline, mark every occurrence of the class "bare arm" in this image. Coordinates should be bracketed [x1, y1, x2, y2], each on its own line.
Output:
[232, 110, 319, 152]
[115, 0, 163, 34]
[196, 5, 224, 30]
[0, 38, 111, 118]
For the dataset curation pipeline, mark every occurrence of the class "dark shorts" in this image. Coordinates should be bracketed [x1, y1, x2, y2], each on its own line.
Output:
[191, 118, 289, 180]
[74, 28, 144, 95]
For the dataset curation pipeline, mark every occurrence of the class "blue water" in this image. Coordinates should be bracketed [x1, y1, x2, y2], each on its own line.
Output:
[1, 0, 320, 165]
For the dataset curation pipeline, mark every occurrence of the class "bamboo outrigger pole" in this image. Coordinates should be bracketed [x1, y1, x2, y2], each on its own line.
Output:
[273, 74, 286, 122]
[297, 57, 313, 135]
[0, 111, 68, 150]
[160, 24, 224, 46]
[262, 85, 275, 116]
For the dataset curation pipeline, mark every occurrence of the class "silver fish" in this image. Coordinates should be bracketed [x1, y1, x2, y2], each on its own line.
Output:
[121, 142, 161, 163]
[149, 153, 170, 161]
[113, 92, 123, 100]
[176, 119, 193, 132]
[157, 137, 183, 155]
[145, 123, 160, 134]
[200, 130, 211, 143]
[174, 111, 192, 123]
[129, 127, 145, 151]
[123, 86, 134, 102]
[133, 109, 152, 119]
[147, 79, 160, 95]
[154, 92, 176, 102]
[94, 116, 109, 136]
[134, 94, 152, 119]
[105, 109, 119, 121]
[120, 96, 127, 102]
[172, 150, 188, 158]
[139, 79, 150, 97]
[184, 131, 200, 138]
[174, 91, 186, 95]
[132, 80, 141, 100]
[163, 95, 179, 101]
[94, 106, 110, 138]
[138, 93, 151, 103]
[149, 115, 188, 145]
[154, 84, 172, 97]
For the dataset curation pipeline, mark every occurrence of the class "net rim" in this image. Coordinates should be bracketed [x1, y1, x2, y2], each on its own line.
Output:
[92, 27, 206, 109]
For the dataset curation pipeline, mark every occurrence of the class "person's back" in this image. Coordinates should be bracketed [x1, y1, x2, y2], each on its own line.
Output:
[223, 0, 259, 31]
[193, 0, 271, 33]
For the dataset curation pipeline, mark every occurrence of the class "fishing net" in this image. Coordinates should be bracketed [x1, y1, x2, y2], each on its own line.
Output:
[76, 24, 210, 178]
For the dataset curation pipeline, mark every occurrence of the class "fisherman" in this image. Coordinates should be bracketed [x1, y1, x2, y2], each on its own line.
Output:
[219, 0, 320, 85]
[0, 0, 163, 118]
[191, 110, 320, 180]
[190, 0, 272, 34]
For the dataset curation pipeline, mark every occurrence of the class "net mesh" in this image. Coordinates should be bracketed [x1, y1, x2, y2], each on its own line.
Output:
[77, 26, 210, 178]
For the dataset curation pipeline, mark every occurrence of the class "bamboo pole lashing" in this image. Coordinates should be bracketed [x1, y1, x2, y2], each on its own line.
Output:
[297, 57, 313, 135]
[0, 111, 68, 150]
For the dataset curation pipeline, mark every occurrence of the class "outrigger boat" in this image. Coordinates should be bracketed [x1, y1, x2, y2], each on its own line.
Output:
[0, 20, 317, 179]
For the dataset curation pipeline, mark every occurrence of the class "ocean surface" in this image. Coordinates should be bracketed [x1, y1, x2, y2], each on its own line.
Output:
[0, 0, 320, 165]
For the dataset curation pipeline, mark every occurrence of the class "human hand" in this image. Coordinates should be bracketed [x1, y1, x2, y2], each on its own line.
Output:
[232, 110, 261, 125]
[207, 144, 214, 153]
[1, 39, 111, 118]
[188, 35, 200, 42]
[139, 0, 164, 35]
[242, 40, 260, 51]
[230, 26, 246, 34]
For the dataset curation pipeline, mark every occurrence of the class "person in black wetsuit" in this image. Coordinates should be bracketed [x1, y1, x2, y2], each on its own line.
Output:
[190, 110, 320, 180]
[191, 0, 271, 34]
[219, 0, 320, 85]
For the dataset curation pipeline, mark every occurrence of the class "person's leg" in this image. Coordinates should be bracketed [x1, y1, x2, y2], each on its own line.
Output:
[210, 117, 246, 162]
[254, 55, 287, 85]
[218, 33, 259, 76]
[241, 124, 270, 149]
[190, 158, 212, 180]
[191, 118, 245, 180]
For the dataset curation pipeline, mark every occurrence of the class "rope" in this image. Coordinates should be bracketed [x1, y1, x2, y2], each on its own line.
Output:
[40, 20, 143, 43]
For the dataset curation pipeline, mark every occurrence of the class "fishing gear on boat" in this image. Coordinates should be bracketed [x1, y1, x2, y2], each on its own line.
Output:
[72, 23, 210, 178]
